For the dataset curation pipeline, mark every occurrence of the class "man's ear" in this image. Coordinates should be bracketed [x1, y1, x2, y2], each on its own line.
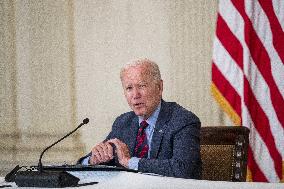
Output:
[158, 80, 163, 91]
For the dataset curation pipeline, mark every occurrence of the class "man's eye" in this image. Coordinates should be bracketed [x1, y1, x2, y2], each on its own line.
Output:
[126, 86, 132, 91]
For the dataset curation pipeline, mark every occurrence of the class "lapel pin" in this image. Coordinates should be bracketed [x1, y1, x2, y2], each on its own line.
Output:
[159, 129, 163, 133]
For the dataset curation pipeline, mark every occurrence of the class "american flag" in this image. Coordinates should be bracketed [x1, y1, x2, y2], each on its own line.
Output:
[211, 0, 283, 182]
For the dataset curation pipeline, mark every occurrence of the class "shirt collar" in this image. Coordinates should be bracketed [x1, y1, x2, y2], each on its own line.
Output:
[138, 101, 161, 126]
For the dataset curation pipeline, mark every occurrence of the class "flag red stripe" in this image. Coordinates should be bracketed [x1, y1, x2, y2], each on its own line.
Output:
[258, 0, 284, 64]
[216, 13, 243, 69]
[232, 0, 284, 127]
[212, 63, 241, 116]
[244, 78, 282, 178]
[248, 146, 268, 182]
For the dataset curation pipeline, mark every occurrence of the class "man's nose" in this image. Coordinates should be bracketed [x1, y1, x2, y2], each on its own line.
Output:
[133, 88, 141, 99]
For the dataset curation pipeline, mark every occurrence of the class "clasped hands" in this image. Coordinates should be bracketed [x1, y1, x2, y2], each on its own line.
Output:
[89, 138, 131, 168]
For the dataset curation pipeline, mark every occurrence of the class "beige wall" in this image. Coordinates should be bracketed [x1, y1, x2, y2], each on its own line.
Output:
[0, 0, 232, 176]
[0, 0, 84, 175]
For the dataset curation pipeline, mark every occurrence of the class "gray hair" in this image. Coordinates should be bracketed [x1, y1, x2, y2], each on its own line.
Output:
[120, 58, 161, 82]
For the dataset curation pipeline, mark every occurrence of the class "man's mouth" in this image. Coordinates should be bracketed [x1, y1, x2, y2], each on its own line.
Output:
[133, 103, 144, 108]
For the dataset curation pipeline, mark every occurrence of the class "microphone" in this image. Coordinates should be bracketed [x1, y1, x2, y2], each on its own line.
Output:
[15, 118, 89, 188]
[38, 118, 89, 172]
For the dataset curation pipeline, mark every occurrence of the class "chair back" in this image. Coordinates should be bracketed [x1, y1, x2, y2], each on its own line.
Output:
[200, 126, 249, 181]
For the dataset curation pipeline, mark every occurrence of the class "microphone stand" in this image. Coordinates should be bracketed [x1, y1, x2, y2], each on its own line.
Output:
[38, 118, 89, 172]
[15, 118, 89, 188]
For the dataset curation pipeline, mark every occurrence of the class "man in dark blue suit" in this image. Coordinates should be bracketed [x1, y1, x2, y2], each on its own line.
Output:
[79, 58, 201, 179]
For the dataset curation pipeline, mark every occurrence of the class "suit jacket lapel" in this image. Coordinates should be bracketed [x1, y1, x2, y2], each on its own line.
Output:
[150, 100, 171, 158]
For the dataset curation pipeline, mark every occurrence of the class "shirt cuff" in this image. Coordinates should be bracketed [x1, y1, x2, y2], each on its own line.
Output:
[81, 156, 90, 165]
[128, 157, 140, 170]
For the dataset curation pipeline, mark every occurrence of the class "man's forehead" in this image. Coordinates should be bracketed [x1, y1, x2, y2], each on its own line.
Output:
[122, 75, 150, 84]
